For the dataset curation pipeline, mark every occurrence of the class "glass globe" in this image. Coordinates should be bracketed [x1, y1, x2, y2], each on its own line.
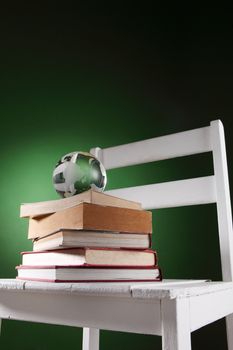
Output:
[52, 151, 107, 198]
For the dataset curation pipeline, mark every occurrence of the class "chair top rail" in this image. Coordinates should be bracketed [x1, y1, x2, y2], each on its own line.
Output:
[91, 125, 212, 170]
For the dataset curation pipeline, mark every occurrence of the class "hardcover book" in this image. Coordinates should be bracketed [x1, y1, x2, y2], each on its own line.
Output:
[21, 247, 157, 267]
[32, 230, 152, 251]
[16, 265, 162, 282]
[28, 203, 152, 239]
[20, 189, 142, 218]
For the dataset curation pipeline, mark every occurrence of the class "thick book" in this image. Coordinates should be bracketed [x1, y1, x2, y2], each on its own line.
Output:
[33, 230, 152, 251]
[21, 248, 157, 267]
[28, 203, 152, 239]
[20, 189, 142, 218]
[16, 265, 162, 282]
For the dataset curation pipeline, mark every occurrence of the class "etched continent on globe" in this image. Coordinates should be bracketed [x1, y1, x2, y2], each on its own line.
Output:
[52, 151, 107, 198]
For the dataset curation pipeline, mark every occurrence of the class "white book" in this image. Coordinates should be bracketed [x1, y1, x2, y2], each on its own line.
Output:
[33, 230, 151, 251]
[16, 265, 161, 282]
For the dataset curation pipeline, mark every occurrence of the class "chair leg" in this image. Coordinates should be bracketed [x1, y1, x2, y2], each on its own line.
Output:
[161, 298, 191, 350]
[226, 314, 233, 350]
[82, 327, 100, 350]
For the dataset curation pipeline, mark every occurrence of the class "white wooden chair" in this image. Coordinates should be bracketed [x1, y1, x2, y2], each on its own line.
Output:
[88, 119, 233, 349]
[0, 119, 232, 350]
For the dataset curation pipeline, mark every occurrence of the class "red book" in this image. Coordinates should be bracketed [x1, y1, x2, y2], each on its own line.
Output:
[20, 247, 157, 267]
[16, 265, 162, 283]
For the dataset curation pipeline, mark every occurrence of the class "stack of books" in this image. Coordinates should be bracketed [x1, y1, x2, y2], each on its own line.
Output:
[16, 190, 162, 283]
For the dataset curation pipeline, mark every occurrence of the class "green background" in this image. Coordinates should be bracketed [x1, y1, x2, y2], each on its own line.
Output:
[0, 4, 232, 349]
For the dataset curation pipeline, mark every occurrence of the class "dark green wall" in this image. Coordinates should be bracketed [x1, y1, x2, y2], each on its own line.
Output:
[0, 5, 232, 349]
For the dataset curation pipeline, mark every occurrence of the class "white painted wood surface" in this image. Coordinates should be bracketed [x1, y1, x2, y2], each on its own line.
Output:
[106, 176, 216, 210]
[131, 281, 233, 299]
[211, 120, 233, 282]
[0, 279, 215, 298]
[211, 120, 233, 350]
[1, 279, 233, 336]
[226, 314, 233, 350]
[161, 298, 191, 350]
[89, 120, 233, 349]
[83, 328, 99, 350]
[90, 126, 211, 170]
[0, 288, 162, 335]
[190, 287, 233, 331]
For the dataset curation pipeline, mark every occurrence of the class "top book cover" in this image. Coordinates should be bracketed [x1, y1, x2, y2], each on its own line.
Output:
[20, 189, 142, 218]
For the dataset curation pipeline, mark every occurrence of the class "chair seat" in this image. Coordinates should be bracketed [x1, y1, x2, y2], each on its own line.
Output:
[0, 278, 232, 337]
[1, 278, 232, 300]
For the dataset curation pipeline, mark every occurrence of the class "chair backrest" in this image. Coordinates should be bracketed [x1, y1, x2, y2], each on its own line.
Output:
[90, 120, 233, 282]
